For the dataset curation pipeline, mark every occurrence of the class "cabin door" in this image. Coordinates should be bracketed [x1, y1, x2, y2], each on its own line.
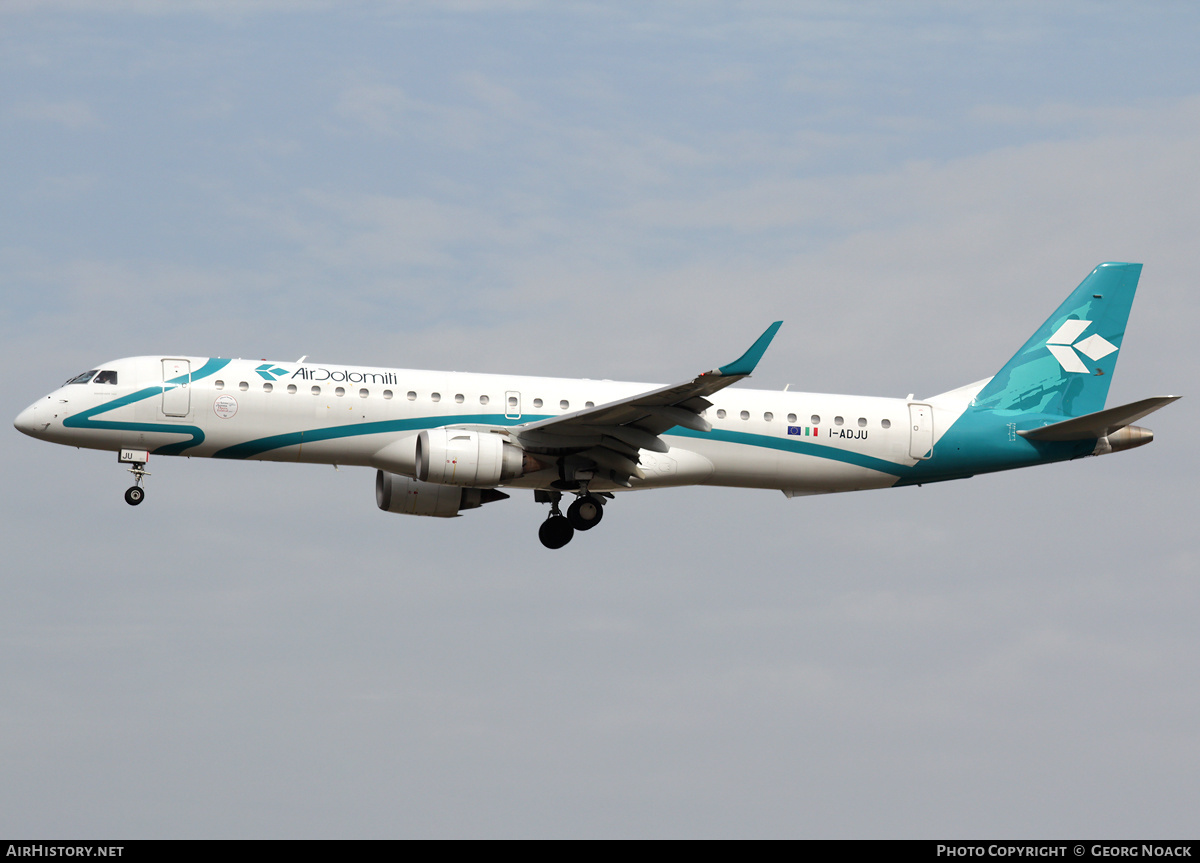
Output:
[908, 403, 934, 460]
[161, 359, 191, 417]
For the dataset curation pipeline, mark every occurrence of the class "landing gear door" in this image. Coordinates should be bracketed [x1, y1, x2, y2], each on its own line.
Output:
[161, 359, 191, 417]
[908, 402, 934, 460]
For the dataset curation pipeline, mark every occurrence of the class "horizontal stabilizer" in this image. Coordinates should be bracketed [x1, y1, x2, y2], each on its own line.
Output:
[1018, 396, 1180, 441]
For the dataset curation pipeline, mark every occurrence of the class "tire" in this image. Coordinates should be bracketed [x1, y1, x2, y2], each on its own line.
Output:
[567, 495, 604, 531]
[124, 486, 145, 506]
[538, 515, 574, 549]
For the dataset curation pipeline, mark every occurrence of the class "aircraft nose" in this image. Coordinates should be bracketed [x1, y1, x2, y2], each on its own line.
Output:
[14, 401, 48, 437]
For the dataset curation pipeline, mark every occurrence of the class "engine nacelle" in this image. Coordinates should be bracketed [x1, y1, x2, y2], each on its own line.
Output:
[376, 470, 509, 518]
[415, 428, 525, 487]
[1093, 424, 1155, 455]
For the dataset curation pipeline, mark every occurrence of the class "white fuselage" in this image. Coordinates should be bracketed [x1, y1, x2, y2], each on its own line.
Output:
[15, 355, 977, 496]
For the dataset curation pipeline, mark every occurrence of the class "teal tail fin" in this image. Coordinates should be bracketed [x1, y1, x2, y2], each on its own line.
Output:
[972, 262, 1142, 418]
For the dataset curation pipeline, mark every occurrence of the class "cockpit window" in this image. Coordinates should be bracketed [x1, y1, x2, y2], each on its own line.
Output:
[93, 370, 118, 384]
[65, 370, 98, 385]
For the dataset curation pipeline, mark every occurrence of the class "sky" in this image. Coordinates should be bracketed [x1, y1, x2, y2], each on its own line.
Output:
[2, 1, 1198, 839]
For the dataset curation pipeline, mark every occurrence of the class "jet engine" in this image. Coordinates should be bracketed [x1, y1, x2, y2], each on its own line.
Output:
[376, 470, 509, 518]
[415, 428, 526, 487]
[1094, 425, 1155, 455]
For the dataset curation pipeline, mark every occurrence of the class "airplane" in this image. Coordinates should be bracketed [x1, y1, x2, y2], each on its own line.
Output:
[13, 262, 1178, 549]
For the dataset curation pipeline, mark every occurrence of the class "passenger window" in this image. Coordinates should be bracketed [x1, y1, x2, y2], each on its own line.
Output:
[454, 394, 464, 404]
[94, 370, 118, 385]
[858, 417, 867, 427]
[508, 396, 518, 407]
[383, 390, 393, 399]
[716, 409, 727, 419]
[334, 387, 345, 397]
[560, 400, 569, 410]
[533, 398, 543, 408]
[480, 395, 490, 405]
[239, 381, 249, 392]
[811, 415, 820, 425]
[359, 389, 369, 398]
[585, 401, 594, 408]
[431, 392, 441, 402]
[787, 413, 797, 424]
[834, 416, 844, 426]
[740, 410, 749, 420]
[311, 386, 321, 395]
[287, 384, 297, 394]
[214, 380, 224, 390]
[881, 419, 891, 429]
[407, 391, 417, 401]
[764, 411, 774, 422]
[263, 382, 273, 393]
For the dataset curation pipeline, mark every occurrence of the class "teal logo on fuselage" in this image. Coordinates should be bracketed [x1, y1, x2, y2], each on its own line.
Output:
[255, 364, 289, 381]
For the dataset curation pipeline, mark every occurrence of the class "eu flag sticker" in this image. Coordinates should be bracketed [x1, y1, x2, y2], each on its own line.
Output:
[787, 426, 803, 436]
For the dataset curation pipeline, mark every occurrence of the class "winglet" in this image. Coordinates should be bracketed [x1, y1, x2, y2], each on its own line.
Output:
[717, 321, 783, 377]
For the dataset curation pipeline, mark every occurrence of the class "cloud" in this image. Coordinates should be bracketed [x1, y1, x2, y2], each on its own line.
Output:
[0, 0, 331, 15]
[10, 98, 100, 129]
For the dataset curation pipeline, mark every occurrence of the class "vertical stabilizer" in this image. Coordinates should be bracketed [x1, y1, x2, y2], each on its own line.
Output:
[972, 262, 1141, 418]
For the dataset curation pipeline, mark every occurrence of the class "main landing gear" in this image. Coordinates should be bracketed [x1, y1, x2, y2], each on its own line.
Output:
[537, 490, 607, 549]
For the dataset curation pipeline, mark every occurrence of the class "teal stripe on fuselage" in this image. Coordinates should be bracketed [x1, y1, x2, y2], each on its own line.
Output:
[62, 357, 231, 455]
[214, 414, 913, 477]
[212, 413, 555, 459]
[668, 427, 906, 476]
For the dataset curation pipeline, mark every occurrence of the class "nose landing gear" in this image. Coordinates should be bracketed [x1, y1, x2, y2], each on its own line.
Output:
[119, 449, 150, 506]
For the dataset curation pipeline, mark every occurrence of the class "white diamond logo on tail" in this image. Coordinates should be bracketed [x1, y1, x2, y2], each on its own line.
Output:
[1046, 343, 1090, 373]
[1045, 320, 1117, 373]
[1047, 320, 1091, 347]
[1074, 334, 1117, 361]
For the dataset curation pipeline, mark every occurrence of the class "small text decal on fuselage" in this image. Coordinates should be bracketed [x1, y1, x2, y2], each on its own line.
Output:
[788, 426, 868, 441]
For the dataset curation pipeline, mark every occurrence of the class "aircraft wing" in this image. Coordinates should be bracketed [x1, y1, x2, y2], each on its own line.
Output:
[510, 322, 782, 485]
